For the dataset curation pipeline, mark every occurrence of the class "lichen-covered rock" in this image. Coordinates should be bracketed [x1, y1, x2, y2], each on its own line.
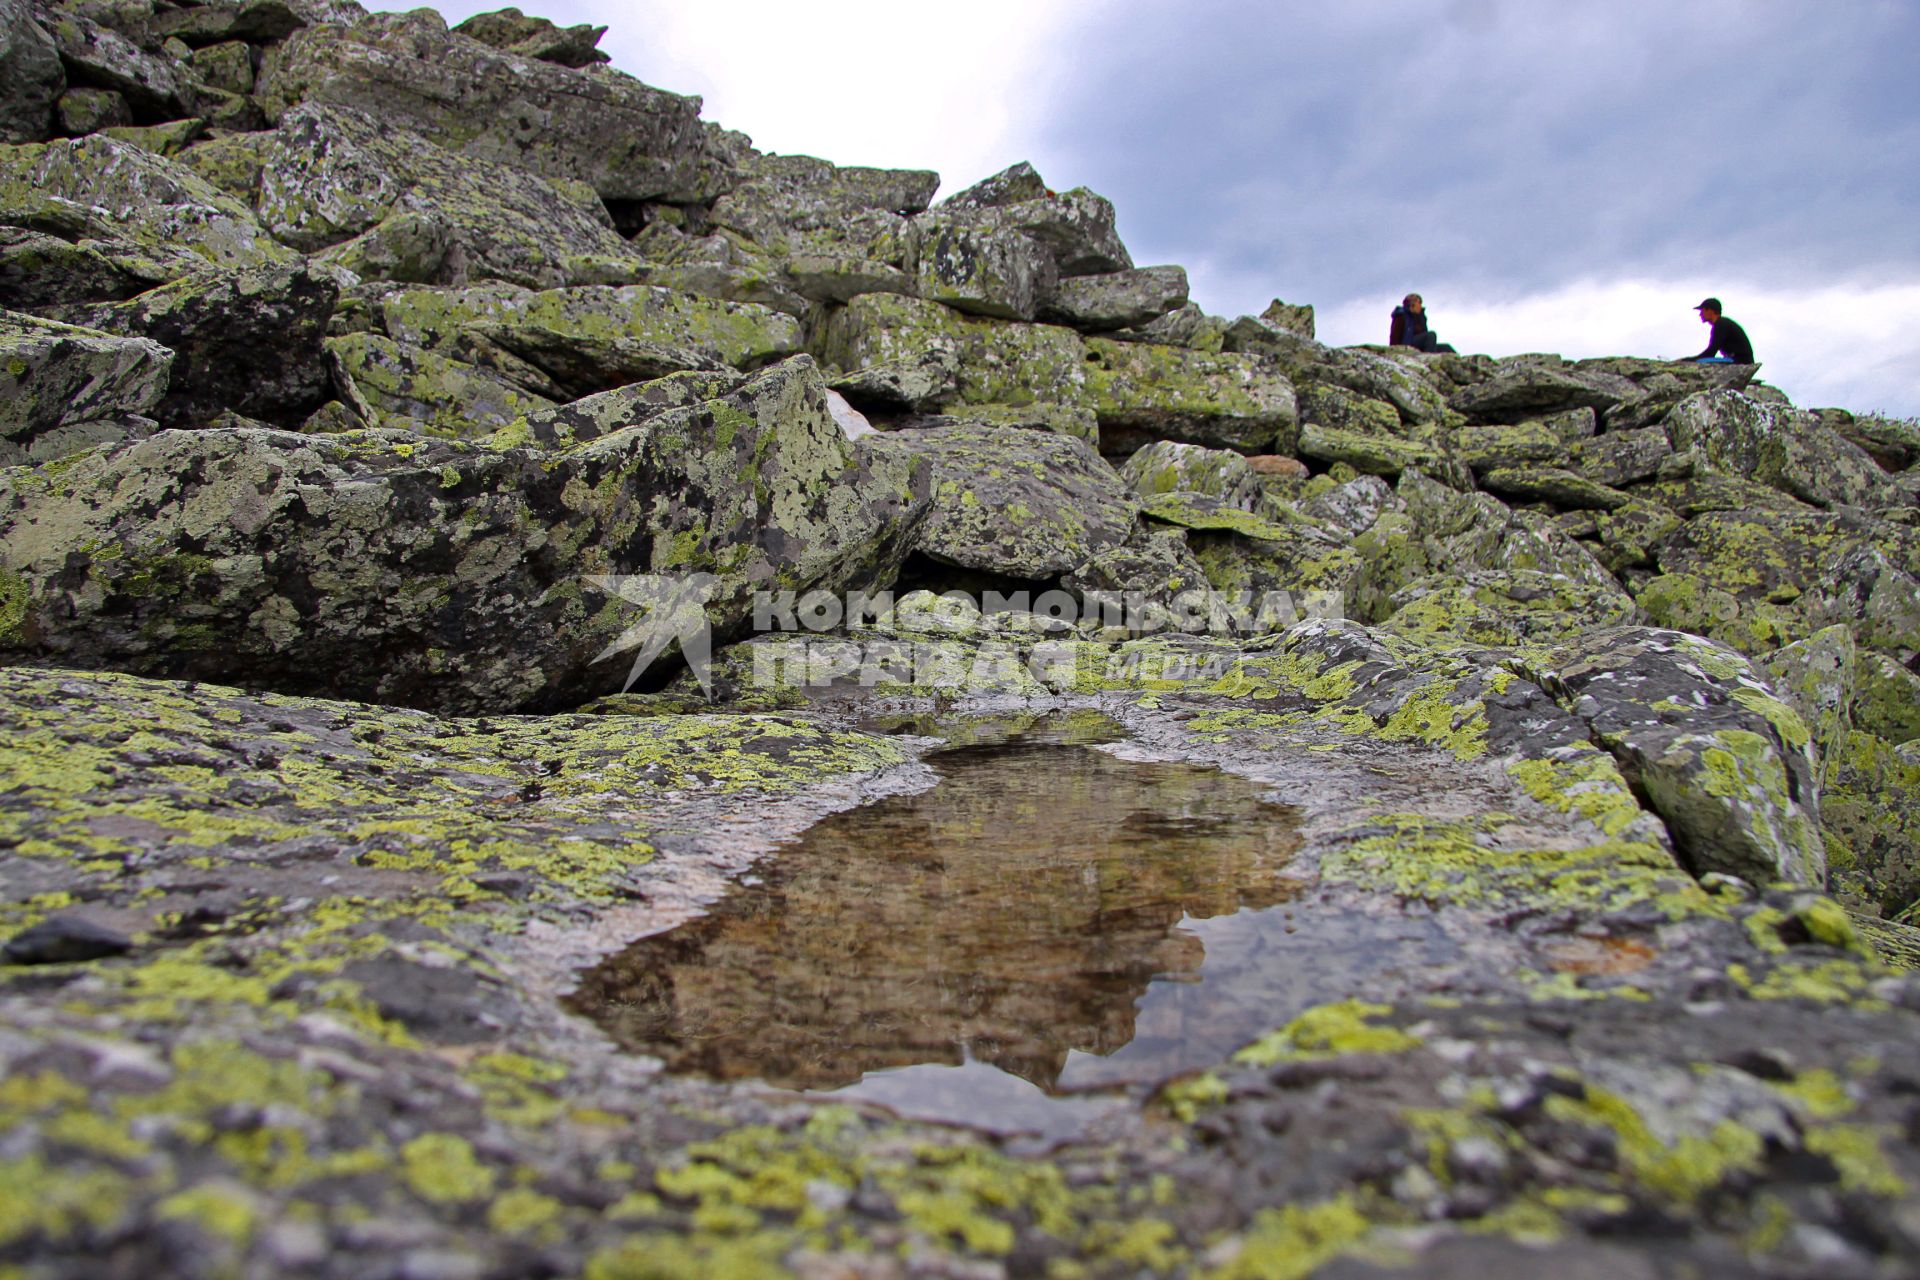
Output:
[259, 10, 733, 202]
[1667, 389, 1909, 511]
[1297, 381, 1405, 439]
[708, 151, 938, 247]
[1085, 339, 1297, 455]
[380, 282, 802, 373]
[941, 160, 1049, 209]
[0, 355, 927, 711]
[1120, 440, 1267, 512]
[454, 321, 729, 402]
[1756, 625, 1856, 794]
[1353, 471, 1621, 619]
[0, 221, 154, 310]
[451, 5, 609, 67]
[310, 208, 448, 284]
[816, 291, 1092, 414]
[1448, 357, 1637, 423]
[1648, 508, 1920, 660]
[1591, 497, 1683, 571]
[325, 330, 555, 437]
[256, 103, 646, 290]
[1, 0, 67, 142]
[1517, 628, 1826, 885]
[54, 84, 129, 133]
[1852, 648, 1920, 745]
[1110, 300, 1228, 352]
[929, 177, 1131, 278]
[1293, 345, 1451, 425]
[1824, 729, 1920, 917]
[41, 9, 194, 120]
[1566, 424, 1672, 487]
[1480, 465, 1632, 511]
[0, 308, 169, 463]
[910, 212, 1053, 320]
[1299, 423, 1453, 481]
[1039, 265, 1188, 331]
[862, 423, 1138, 579]
[49, 260, 336, 428]
[1185, 519, 1364, 607]
[1380, 568, 1640, 648]
[1061, 527, 1213, 621]
[0, 134, 292, 277]
[150, 0, 307, 46]
[184, 39, 253, 95]
[97, 116, 207, 158]
[1259, 297, 1314, 338]
[1824, 407, 1920, 472]
[1448, 419, 1565, 472]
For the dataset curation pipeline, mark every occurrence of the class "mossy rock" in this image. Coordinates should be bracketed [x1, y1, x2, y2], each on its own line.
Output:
[0, 356, 927, 712]
[1380, 568, 1640, 649]
[863, 422, 1138, 579]
[1086, 338, 1298, 456]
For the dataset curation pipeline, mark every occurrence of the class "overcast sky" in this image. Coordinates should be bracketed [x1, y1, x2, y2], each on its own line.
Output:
[392, 0, 1920, 417]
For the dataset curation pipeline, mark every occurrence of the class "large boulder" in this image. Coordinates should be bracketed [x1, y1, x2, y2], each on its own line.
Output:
[1516, 628, 1826, 886]
[1823, 729, 1920, 917]
[909, 212, 1054, 320]
[1039, 265, 1189, 332]
[325, 330, 554, 437]
[928, 165, 1131, 276]
[259, 10, 733, 202]
[1666, 389, 1909, 511]
[0, 135, 292, 277]
[1084, 338, 1298, 455]
[0, 0, 64, 142]
[1120, 440, 1267, 512]
[815, 291, 1091, 418]
[50, 260, 337, 428]
[1352, 470, 1620, 619]
[40, 9, 194, 120]
[0, 356, 927, 712]
[1447, 356, 1638, 423]
[150, 0, 309, 46]
[1565, 424, 1673, 487]
[450, 6, 610, 67]
[707, 152, 938, 248]
[0, 309, 169, 464]
[0, 219, 158, 309]
[863, 424, 1138, 580]
[1756, 624, 1857, 794]
[1647, 508, 1920, 659]
[1379, 568, 1640, 648]
[378, 282, 802, 376]
[256, 104, 646, 290]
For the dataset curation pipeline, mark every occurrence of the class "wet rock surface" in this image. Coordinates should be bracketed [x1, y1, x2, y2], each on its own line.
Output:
[3, 2, 1919, 1276]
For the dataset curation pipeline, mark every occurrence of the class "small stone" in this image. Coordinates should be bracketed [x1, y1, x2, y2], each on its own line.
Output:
[3, 916, 132, 965]
[1246, 455, 1309, 478]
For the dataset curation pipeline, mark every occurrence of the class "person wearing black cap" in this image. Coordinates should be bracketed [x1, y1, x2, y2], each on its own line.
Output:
[1687, 298, 1754, 363]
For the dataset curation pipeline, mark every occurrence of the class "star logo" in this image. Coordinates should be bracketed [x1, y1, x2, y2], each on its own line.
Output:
[586, 572, 722, 697]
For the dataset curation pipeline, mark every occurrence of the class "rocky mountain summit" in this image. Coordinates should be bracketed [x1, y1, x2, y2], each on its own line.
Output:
[4, 2, 1920, 1277]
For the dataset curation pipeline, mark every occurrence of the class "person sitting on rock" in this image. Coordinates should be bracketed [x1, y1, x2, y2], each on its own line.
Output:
[1685, 297, 1754, 363]
[1389, 293, 1457, 353]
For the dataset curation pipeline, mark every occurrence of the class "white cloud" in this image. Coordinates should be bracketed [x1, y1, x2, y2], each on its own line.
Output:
[383, 0, 1098, 195]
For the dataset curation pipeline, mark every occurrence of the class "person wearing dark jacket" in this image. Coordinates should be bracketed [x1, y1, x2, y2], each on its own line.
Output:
[1687, 297, 1754, 363]
[1389, 294, 1456, 353]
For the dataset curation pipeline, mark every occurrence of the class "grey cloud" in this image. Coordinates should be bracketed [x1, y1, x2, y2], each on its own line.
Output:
[1029, 0, 1920, 314]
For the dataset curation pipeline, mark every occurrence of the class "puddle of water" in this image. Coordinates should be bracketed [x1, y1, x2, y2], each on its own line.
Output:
[567, 717, 1453, 1138]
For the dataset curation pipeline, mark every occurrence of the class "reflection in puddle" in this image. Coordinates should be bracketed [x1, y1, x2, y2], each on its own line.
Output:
[568, 718, 1452, 1135]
